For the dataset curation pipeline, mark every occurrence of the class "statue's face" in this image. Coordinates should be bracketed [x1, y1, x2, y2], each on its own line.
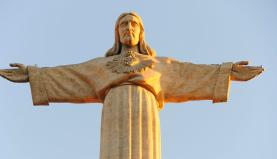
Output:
[118, 15, 141, 46]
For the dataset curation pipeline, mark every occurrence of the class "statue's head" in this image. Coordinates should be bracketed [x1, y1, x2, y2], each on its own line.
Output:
[105, 12, 155, 57]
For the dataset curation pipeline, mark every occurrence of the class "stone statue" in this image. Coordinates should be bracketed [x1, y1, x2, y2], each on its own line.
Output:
[0, 12, 263, 159]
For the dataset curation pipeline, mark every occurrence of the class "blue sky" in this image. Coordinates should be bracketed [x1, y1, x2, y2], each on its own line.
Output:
[0, 0, 276, 159]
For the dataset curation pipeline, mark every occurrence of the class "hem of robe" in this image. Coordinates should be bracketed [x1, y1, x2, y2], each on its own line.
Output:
[213, 62, 233, 103]
[28, 66, 49, 106]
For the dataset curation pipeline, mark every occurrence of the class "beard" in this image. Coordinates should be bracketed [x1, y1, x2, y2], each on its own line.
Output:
[122, 35, 137, 46]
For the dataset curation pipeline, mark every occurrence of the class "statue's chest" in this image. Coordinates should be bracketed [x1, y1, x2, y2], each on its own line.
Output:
[106, 51, 155, 74]
[103, 51, 161, 89]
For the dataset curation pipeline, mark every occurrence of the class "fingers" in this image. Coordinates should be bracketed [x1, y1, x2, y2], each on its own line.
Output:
[0, 69, 12, 75]
[0, 73, 12, 79]
[235, 61, 249, 65]
[0, 71, 13, 81]
[0, 70, 4, 77]
[247, 66, 264, 72]
[231, 65, 264, 81]
[10, 63, 25, 69]
[253, 67, 264, 75]
[260, 66, 265, 72]
[243, 67, 264, 81]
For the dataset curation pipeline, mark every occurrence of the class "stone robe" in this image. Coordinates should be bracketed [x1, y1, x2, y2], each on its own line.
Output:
[27, 53, 233, 159]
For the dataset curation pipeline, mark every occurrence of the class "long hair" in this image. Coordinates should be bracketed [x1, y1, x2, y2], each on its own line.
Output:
[105, 12, 156, 57]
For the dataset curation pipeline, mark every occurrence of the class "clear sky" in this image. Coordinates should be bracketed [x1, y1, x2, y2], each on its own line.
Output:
[0, 0, 276, 159]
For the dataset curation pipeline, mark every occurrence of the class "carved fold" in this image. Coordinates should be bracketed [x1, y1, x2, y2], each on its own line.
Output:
[100, 85, 161, 159]
[28, 66, 49, 106]
[213, 62, 233, 103]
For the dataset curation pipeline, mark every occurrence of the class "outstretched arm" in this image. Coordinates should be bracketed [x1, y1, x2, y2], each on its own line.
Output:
[1, 62, 100, 105]
[160, 59, 263, 104]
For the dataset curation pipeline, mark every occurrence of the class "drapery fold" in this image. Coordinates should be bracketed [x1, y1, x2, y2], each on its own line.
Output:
[100, 85, 161, 159]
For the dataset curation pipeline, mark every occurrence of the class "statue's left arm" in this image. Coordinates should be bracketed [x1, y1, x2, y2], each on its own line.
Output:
[160, 59, 263, 103]
[230, 61, 264, 81]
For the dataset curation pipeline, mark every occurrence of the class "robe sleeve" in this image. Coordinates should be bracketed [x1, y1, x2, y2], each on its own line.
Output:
[161, 59, 233, 103]
[27, 61, 100, 106]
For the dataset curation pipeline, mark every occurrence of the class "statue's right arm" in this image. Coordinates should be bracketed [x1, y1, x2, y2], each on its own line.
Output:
[0, 63, 29, 83]
[1, 61, 100, 105]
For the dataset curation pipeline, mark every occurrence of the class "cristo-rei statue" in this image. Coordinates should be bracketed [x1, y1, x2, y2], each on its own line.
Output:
[0, 12, 263, 159]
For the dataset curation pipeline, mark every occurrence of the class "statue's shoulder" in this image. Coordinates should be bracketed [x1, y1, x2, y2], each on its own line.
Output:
[156, 56, 177, 63]
[81, 56, 114, 65]
[155, 56, 190, 64]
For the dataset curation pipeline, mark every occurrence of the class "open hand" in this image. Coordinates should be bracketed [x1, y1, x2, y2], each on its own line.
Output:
[231, 61, 264, 81]
[0, 63, 29, 83]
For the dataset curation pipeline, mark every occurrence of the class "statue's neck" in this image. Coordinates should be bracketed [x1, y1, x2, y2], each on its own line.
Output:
[120, 45, 139, 56]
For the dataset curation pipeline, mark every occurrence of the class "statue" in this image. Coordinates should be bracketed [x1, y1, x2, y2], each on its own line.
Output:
[0, 12, 263, 159]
